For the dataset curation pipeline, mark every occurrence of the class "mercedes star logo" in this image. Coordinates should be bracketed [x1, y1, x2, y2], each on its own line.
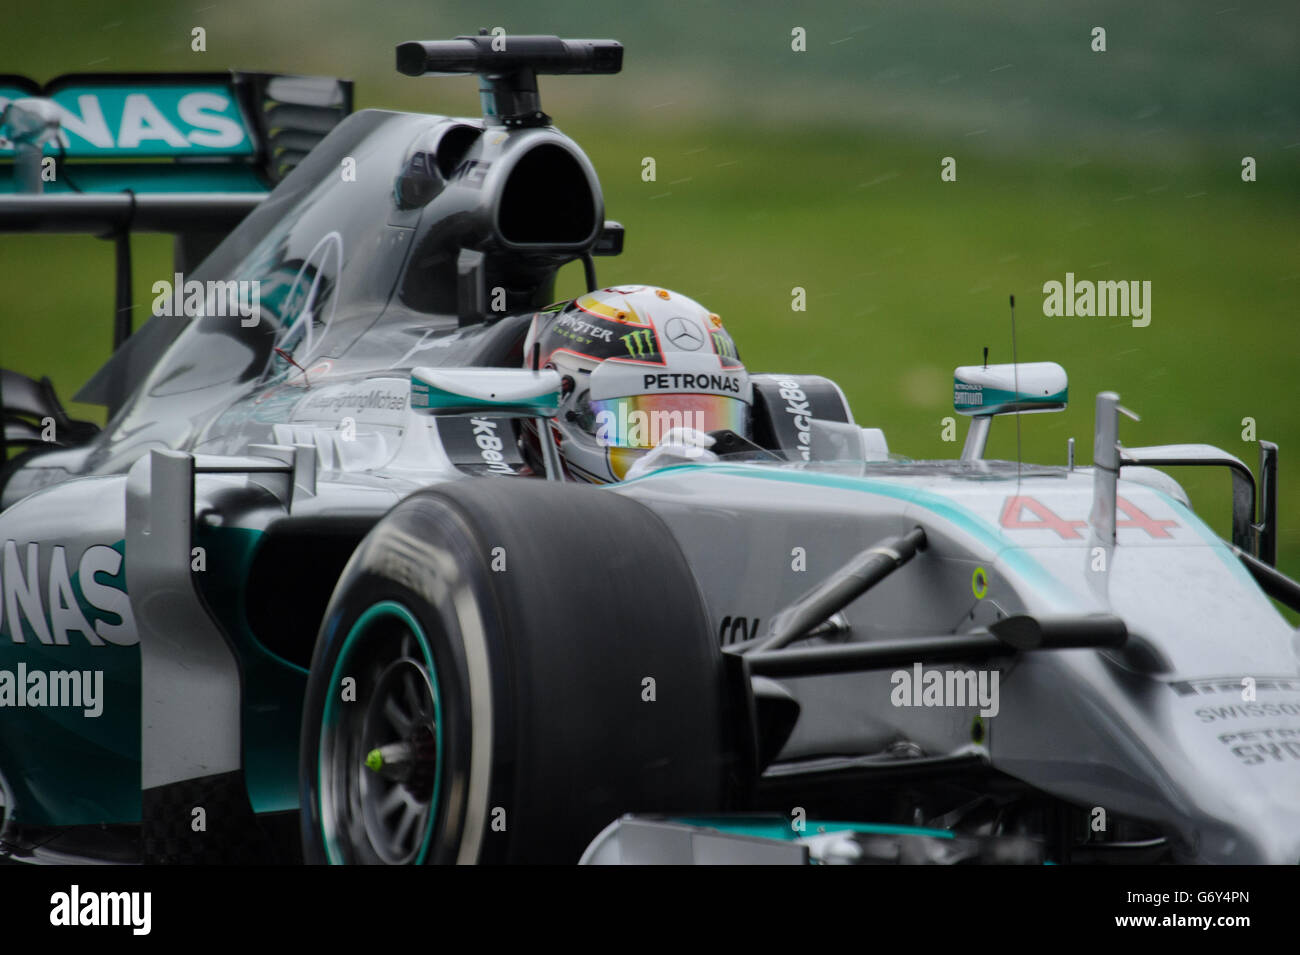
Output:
[664, 317, 704, 350]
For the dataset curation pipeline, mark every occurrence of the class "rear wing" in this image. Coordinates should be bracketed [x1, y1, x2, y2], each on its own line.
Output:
[0, 71, 353, 365]
[0, 71, 353, 193]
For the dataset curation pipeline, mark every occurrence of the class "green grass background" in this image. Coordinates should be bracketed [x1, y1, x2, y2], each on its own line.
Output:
[2, 1, 1298, 581]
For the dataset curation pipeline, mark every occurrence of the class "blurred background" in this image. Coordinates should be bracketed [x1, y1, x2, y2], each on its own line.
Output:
[2, 0, 1298, 577]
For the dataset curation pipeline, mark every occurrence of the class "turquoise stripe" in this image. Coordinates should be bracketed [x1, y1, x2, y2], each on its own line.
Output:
[321, 601, 443, 865]
[410, 376, 559, 416]
[671, 816, 956, 842]
[625, 463, 1082, 609]
[955, 384, 1068, 416]
[1143, 485, 1261, 590]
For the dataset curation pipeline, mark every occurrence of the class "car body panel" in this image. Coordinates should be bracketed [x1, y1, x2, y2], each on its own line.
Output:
[1, 68, 1295, 865]
[614, 462, 1300, 862]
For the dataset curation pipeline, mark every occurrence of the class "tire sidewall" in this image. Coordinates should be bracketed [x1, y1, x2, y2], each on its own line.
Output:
[299, 506, 505, 865]
[299, 481, 732, 864]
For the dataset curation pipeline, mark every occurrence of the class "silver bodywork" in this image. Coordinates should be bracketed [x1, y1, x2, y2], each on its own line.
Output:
[0, 83, 1294, 864]
[9, 403, 1291, 861]
[615, 459, 1300, 863]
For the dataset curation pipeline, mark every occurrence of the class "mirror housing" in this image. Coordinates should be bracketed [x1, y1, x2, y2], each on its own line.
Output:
[952, 362, 1067, 461]
[410, 367, 562, 417]
[411, 367, 566, 480]
[953, 361, 1068, 417]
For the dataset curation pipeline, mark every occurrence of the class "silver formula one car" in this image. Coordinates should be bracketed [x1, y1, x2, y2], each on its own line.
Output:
[0, 34, 1296, 866]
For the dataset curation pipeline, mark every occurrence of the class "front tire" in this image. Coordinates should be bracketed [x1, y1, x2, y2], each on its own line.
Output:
[299, 479, 734, 864]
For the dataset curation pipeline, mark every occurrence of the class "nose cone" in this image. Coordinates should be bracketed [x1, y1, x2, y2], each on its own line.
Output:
[1161, 676, 1300, 863]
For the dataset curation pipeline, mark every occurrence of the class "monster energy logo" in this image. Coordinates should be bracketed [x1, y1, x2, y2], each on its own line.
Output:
[620, 328, 655, 358]
[712, 331, 737, 358]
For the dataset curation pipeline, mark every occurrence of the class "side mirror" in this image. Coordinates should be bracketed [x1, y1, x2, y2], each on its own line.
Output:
[410, 367, 566, 480]
[952, 361, 1067, 460]
[410, 367, 562, 417]
[953, 361, 1068, 417]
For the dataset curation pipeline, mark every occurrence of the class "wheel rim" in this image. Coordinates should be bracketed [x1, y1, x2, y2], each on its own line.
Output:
[318, 601, 444, 864]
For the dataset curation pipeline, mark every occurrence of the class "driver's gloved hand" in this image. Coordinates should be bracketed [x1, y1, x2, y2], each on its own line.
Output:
[623, 427, 718, 481]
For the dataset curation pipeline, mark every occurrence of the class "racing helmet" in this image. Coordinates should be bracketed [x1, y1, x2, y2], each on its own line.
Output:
[522, 285, 751, 482]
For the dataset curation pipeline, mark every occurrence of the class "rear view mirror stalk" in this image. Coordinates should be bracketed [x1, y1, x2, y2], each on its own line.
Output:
[953, 361, 1068, 462]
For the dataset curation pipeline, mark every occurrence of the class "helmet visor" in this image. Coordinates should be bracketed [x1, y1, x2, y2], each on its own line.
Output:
[586, 393, 747, 449]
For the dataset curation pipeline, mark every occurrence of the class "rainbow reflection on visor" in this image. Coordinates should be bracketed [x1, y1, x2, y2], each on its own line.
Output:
[586, 393, 748, 449]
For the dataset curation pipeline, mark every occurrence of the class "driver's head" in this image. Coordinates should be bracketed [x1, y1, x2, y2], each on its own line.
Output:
[522, 285, 751, 482]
